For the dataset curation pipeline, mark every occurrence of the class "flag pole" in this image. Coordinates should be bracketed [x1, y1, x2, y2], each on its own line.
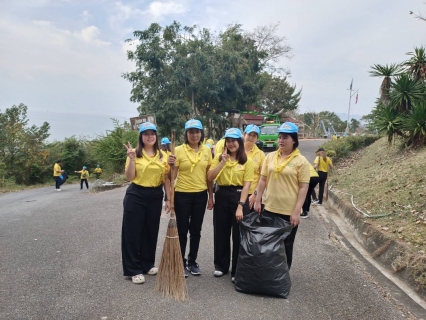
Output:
[346, 79, 358, 134]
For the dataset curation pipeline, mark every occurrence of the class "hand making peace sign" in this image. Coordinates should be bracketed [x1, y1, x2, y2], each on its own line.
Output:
[123, 141, 136, 160]
[221, 147, 229, 163]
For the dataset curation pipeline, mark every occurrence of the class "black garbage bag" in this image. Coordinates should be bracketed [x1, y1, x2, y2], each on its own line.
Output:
[58, 171, 68, 186]
[235, 210, 293, 298]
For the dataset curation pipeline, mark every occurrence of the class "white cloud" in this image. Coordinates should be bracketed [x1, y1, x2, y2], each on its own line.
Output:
[74, 26, 111, 46]
[81, 10, 92, 22]
[147, 1, 187, 18]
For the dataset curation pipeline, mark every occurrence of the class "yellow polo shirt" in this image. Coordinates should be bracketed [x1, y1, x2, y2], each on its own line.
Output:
[125, 150, 170, 187]
[94, 168, 102, 174]
[175, 144, 212, 192]
[53, 163, 61, 177]
[210, 156, 254, 186]
[215, 138, 225, 155]
[261, 151, 310, 215]
[314, 156, 333, 172]
[205, 138, 214, 147]
[246, 144, 265, 194]
[309, 164, 319, 178]
[80, 170, 89, 179]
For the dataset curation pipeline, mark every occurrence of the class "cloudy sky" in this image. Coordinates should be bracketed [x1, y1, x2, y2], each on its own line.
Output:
[1, 0, 425, 141]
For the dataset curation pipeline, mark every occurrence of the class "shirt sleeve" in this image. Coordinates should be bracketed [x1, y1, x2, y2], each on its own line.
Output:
[261, 152, 273, 177]
[298, 159, 311, 183]
[209, 155, 220, 170]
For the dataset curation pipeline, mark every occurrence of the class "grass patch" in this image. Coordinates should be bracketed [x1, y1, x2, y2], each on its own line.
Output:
[329, 137, 426, 287]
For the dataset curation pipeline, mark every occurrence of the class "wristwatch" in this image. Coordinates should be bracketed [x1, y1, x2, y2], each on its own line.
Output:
[238, 201, 245, 207]
[254, 190, 258, 195]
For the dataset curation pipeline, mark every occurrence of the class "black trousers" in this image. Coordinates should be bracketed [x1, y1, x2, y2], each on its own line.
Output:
[213, 186, 249, 276]
[80, 179, 89, 189]
[318, 171, 328, 204]
[54, 176, 61, 189]
[303, 176, 319, 213]
[174, 190, 208, 265]
[263, 210, 298, 270]
[121, 183, 163, 276]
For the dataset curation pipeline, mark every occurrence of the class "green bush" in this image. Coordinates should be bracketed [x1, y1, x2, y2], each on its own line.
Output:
[320, 135, 381, 161]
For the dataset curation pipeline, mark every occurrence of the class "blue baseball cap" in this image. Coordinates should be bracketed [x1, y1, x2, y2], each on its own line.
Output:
[139, 122, 157, 133]
[161, 137, 171, 145]
[205, 143, 211, 148]
[278, 122, 298, 134]
[185, 119, 203, 130]
[224, 128, 243, 139]
[83, 166, 87, 169]
[244, 124, 260, 135]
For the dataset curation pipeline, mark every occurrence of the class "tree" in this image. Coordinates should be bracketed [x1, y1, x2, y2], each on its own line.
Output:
[318, 111, 346, 133]
[94, 120, 138, 173]
[404, 46, 426, 81]
[123, 21, 295, 137]
[244, 23, 293, 73]
[350, 118, 361, 132]
[0, 103, 51, 184]
[258, 72, 301, 115]
[369, 63, 404, 104]
[390, 74, 424, 112]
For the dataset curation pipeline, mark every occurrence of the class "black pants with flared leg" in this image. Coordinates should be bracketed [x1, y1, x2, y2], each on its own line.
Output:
[318, 171, 328, 204]
[174, 190, 208, 266]
[262, 210, 298, 270]
[121, 183, 163, 276]
[213, 186, 249, 276]
[303, 176, 319, 213]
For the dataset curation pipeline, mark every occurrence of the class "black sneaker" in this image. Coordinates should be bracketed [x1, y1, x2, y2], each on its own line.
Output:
[188, 262, 201, 275]
[301, 211, 309, 219]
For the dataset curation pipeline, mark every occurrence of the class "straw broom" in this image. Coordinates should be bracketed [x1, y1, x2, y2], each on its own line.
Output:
[155, 129, 188, 301]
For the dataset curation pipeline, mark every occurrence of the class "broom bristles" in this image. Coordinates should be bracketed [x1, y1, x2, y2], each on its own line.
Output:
[155, 216, 188, 301]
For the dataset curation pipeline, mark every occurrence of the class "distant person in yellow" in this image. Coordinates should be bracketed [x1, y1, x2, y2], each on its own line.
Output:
[121, 122, 171, 284]
[243, 124, 265, 209]
[75, 166, 90, 190]
[160, 137, 171, 156]
[53, 159, 64, 191]
[313, 147, 333, 205]
[332, 134, 337, 141]
[301, 164, 320, 218]
[94, 164, 102, 180]
[254, 122, 310, 270]
[208, 128, 254, 282]
[205, 137, 215, 157]
[168, 119, 213, 277]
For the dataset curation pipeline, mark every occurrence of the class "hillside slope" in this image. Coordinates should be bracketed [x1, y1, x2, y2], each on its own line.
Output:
[330, 137, 426, 288]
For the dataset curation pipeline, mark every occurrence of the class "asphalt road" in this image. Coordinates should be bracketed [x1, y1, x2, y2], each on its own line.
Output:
[0, 140, 413, 319]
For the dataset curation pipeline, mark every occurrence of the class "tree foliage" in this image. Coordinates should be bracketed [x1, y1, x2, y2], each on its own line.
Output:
[123, 21, 298, 138]
[0, 103, 51, 184]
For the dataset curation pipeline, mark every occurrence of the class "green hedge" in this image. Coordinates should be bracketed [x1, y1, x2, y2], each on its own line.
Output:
[319, 135, 381, 161]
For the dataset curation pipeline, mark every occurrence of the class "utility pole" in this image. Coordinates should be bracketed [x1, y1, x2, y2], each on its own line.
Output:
[346, 79, 358, 134]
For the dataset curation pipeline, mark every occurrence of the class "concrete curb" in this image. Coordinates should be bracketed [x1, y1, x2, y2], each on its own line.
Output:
[328, 190, 426, 302]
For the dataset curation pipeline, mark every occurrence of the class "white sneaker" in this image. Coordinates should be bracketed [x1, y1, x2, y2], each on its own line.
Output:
[147, 267, 158, 275]
[132, 274, 145, 284]
[213, 270, 223, 277]
[56, 189, 61, 192]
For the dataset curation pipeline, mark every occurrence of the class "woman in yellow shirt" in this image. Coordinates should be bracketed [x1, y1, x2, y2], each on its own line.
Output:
[74, 166, 89, 190]
[208, 128, 254, 282]
[168, 119, 214, 277]
[122, 122, 171, 284]
[53, 160, 64, 191]
[243, 124, 265, 209]
[313, 147, 333, 205]
[301, 164, 320, 218]
[254, 122, 310, 270]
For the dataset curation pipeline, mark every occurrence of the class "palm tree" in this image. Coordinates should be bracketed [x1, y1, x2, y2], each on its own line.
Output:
[390, 74, 425, 112]
[369, 63, 404, 104]
[372, 102, 403, 145]
[401, 99, 426, 147]
[404, 46, 426, 81]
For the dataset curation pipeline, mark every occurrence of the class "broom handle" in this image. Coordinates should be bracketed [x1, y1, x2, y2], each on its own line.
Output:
[170, 129, 176, 217]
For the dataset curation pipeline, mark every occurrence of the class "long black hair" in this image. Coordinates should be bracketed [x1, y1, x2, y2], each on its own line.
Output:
[135, 131, 163, 159]
[219, 137, 247, 165]
[184, 128, 205, 146]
